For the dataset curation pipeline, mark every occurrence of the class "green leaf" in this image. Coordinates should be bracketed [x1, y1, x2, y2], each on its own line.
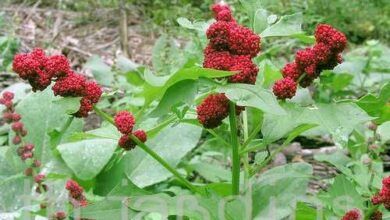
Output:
[85, 55, 114, 86]
[260, 13, 303, 38]
[378, 121, 390, 143]
[57, 138, 117, 180]
[260, 62, 282, 87]
[252, 163, 313, 219]
[116, 55, 139, 72]
[150, 80, 197, 117]
[152, 35, 185, 76]
[125, 123, 202, 187]
[52, 96, 82, 114]
[295, 202, 318, 220]
[188, 160, 231, 182]
[318, 175, 365, 216]
[253, 9, 269, 34]
[15, 88, 83, 164]
[262, 102, 372, 145]
[143, 67, 234, 105]
[314, 151, 353, 177]
[217, 83, 285, 115]
[357, 82, 390, 123]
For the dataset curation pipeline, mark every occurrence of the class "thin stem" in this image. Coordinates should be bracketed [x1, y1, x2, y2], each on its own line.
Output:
[130, 134, 201, 194]
[93, 106, 115, 125]
[250, 143, 287, 177]
[242, 110, 250, 190]
[93, 106, 201, 194]
[207, 129, 230, 147]
[364, 205, 379, 220]
[229, 102, 240, 195]
[52, 116, 74, 147]
[242, 122, 262, 149]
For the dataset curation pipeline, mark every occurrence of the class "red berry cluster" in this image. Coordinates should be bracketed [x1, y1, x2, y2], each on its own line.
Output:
[204, 3, 260, 84]
[114, 111, 147, 150]
[272, 24, 347, 99]
[372, 176, 390, 210]
[65, 179, 88, 207]
[197, 3, 257, 129]
[341, 209, 361, 220]
[12, 48, 102, 117]
[196, 93, 242, 129]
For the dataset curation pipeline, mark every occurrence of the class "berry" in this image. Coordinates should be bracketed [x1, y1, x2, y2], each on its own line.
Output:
[371, 176, 390, 211]
[370, 210, 382, 220]
[12, 113, 21, 122]
[211, 3, 231, 16]
[54, 211, 66, 220]
[313, 43, 332, 65]
[11, 121, 24, 132]
[73, 97, 93, 118]
[12, 135, 21, 145]
[3, 112, 14, 123]
[203, 46, 234, 70]
[24, 144, 34, 151]
[272, 78, 297, 100]
[227, 25, 260, 57]
[45, 55, 70, 78]
[52, 72, 86, 97]
[315, 24, 347, 53]
[84, 81, 102, 104]
[114, 111, 135, 134]
[282, 62, 301, 81]
[196, 93, 230, 129]
[228, 55, 259, 84]
[118, 129, 147, 150]
[65, 179, 88, 207]
[341, 209, 361, 220]
[24, 167, 33, 176]
[206, 21, 233, 50]
[2, 91, 14, 100]
[32, 159, 41, 167]
[216, 9, 234, 22]
[34, 174, 45, 184]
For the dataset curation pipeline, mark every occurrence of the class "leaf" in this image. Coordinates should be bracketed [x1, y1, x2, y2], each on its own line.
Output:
[217, 83, 285, 115]
[52, 96, 82, 114]
[188, 161, 231, 182]
[15, 88, 83, 164]
[57, 138, 117, 180]
[143, 67, 234, 105]
[357, 82, 390, 123]
[253, 9, 269, 34]
[295, 202, 318, 220]
[260, 13, 303, 38]
[152, 35, 185, 76]
[252, 163, 313, 219]
[150, 80, 197, 117]
[318, 175, 365, 216]
[116, 55, 139, 72]
[85, 55, 114, 86]
[378, 121, 390, 143]
[260, 62, 282, 87]
[314, 151, 353, 177]
[262, 102, 372, 145]
[125, 123, 202, 187]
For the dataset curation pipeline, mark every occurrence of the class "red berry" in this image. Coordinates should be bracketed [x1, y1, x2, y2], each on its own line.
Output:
[45, 55, 70, 78]
[12, 135, 22, 145]
[196, 93, 230, 129]
[24, 143, 34, 151]
[34, 174, 45, 184]
[272, 78, 297, 100]
[2, 91, 15, 100]
[11, 121, 24, 132]
[52, 72, 86, 97]
[3, 112, 14, 123]
[32, 159, 41, 167]
[24, 167, 33, 176]
[133, 130, 147, 143]
[114, 111, 135, 134]
[341, 209, 361, 220]
[12, 113, 21, 122]
[84, 81, 102, 104]
[54, 211, 66, 220]
[73, 97, 93, 118]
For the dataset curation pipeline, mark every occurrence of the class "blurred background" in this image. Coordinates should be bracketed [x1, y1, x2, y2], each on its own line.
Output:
[0, 0, 389, 99]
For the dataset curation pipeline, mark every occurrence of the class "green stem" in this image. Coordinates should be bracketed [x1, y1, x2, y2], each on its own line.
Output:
[93, 106, 201, 194]
[242, 122, 262, 149]
[242, 110, 250, 190]
[249, 142, 287, 177]
[130, 134, 201, 194]
[93, 106, 114, 125]
[229, 102, 240, 195]
[207, 129, 230, 147]
[52, 116, 74, 147]
[364, 205, 379, 220]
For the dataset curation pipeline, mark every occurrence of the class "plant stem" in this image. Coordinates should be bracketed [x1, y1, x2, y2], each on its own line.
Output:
[242, 110, 250, 190]
[53, 116, 74, 147]
[229, 102, 240, 195]
[249, 142, 287, 177]
[93, 106, 115, 125]
[207, 129, 230, 147]
[93, 105, 201, 194]
[242, 121, 262, 149]
[130, 134, 201, 194]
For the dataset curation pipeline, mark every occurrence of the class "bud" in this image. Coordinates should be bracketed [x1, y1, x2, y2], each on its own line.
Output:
[368, 122, 378, 131]
[32, 159, 41, 167]
[12, 135, 21, 145]
[24, 167, 33, 176]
